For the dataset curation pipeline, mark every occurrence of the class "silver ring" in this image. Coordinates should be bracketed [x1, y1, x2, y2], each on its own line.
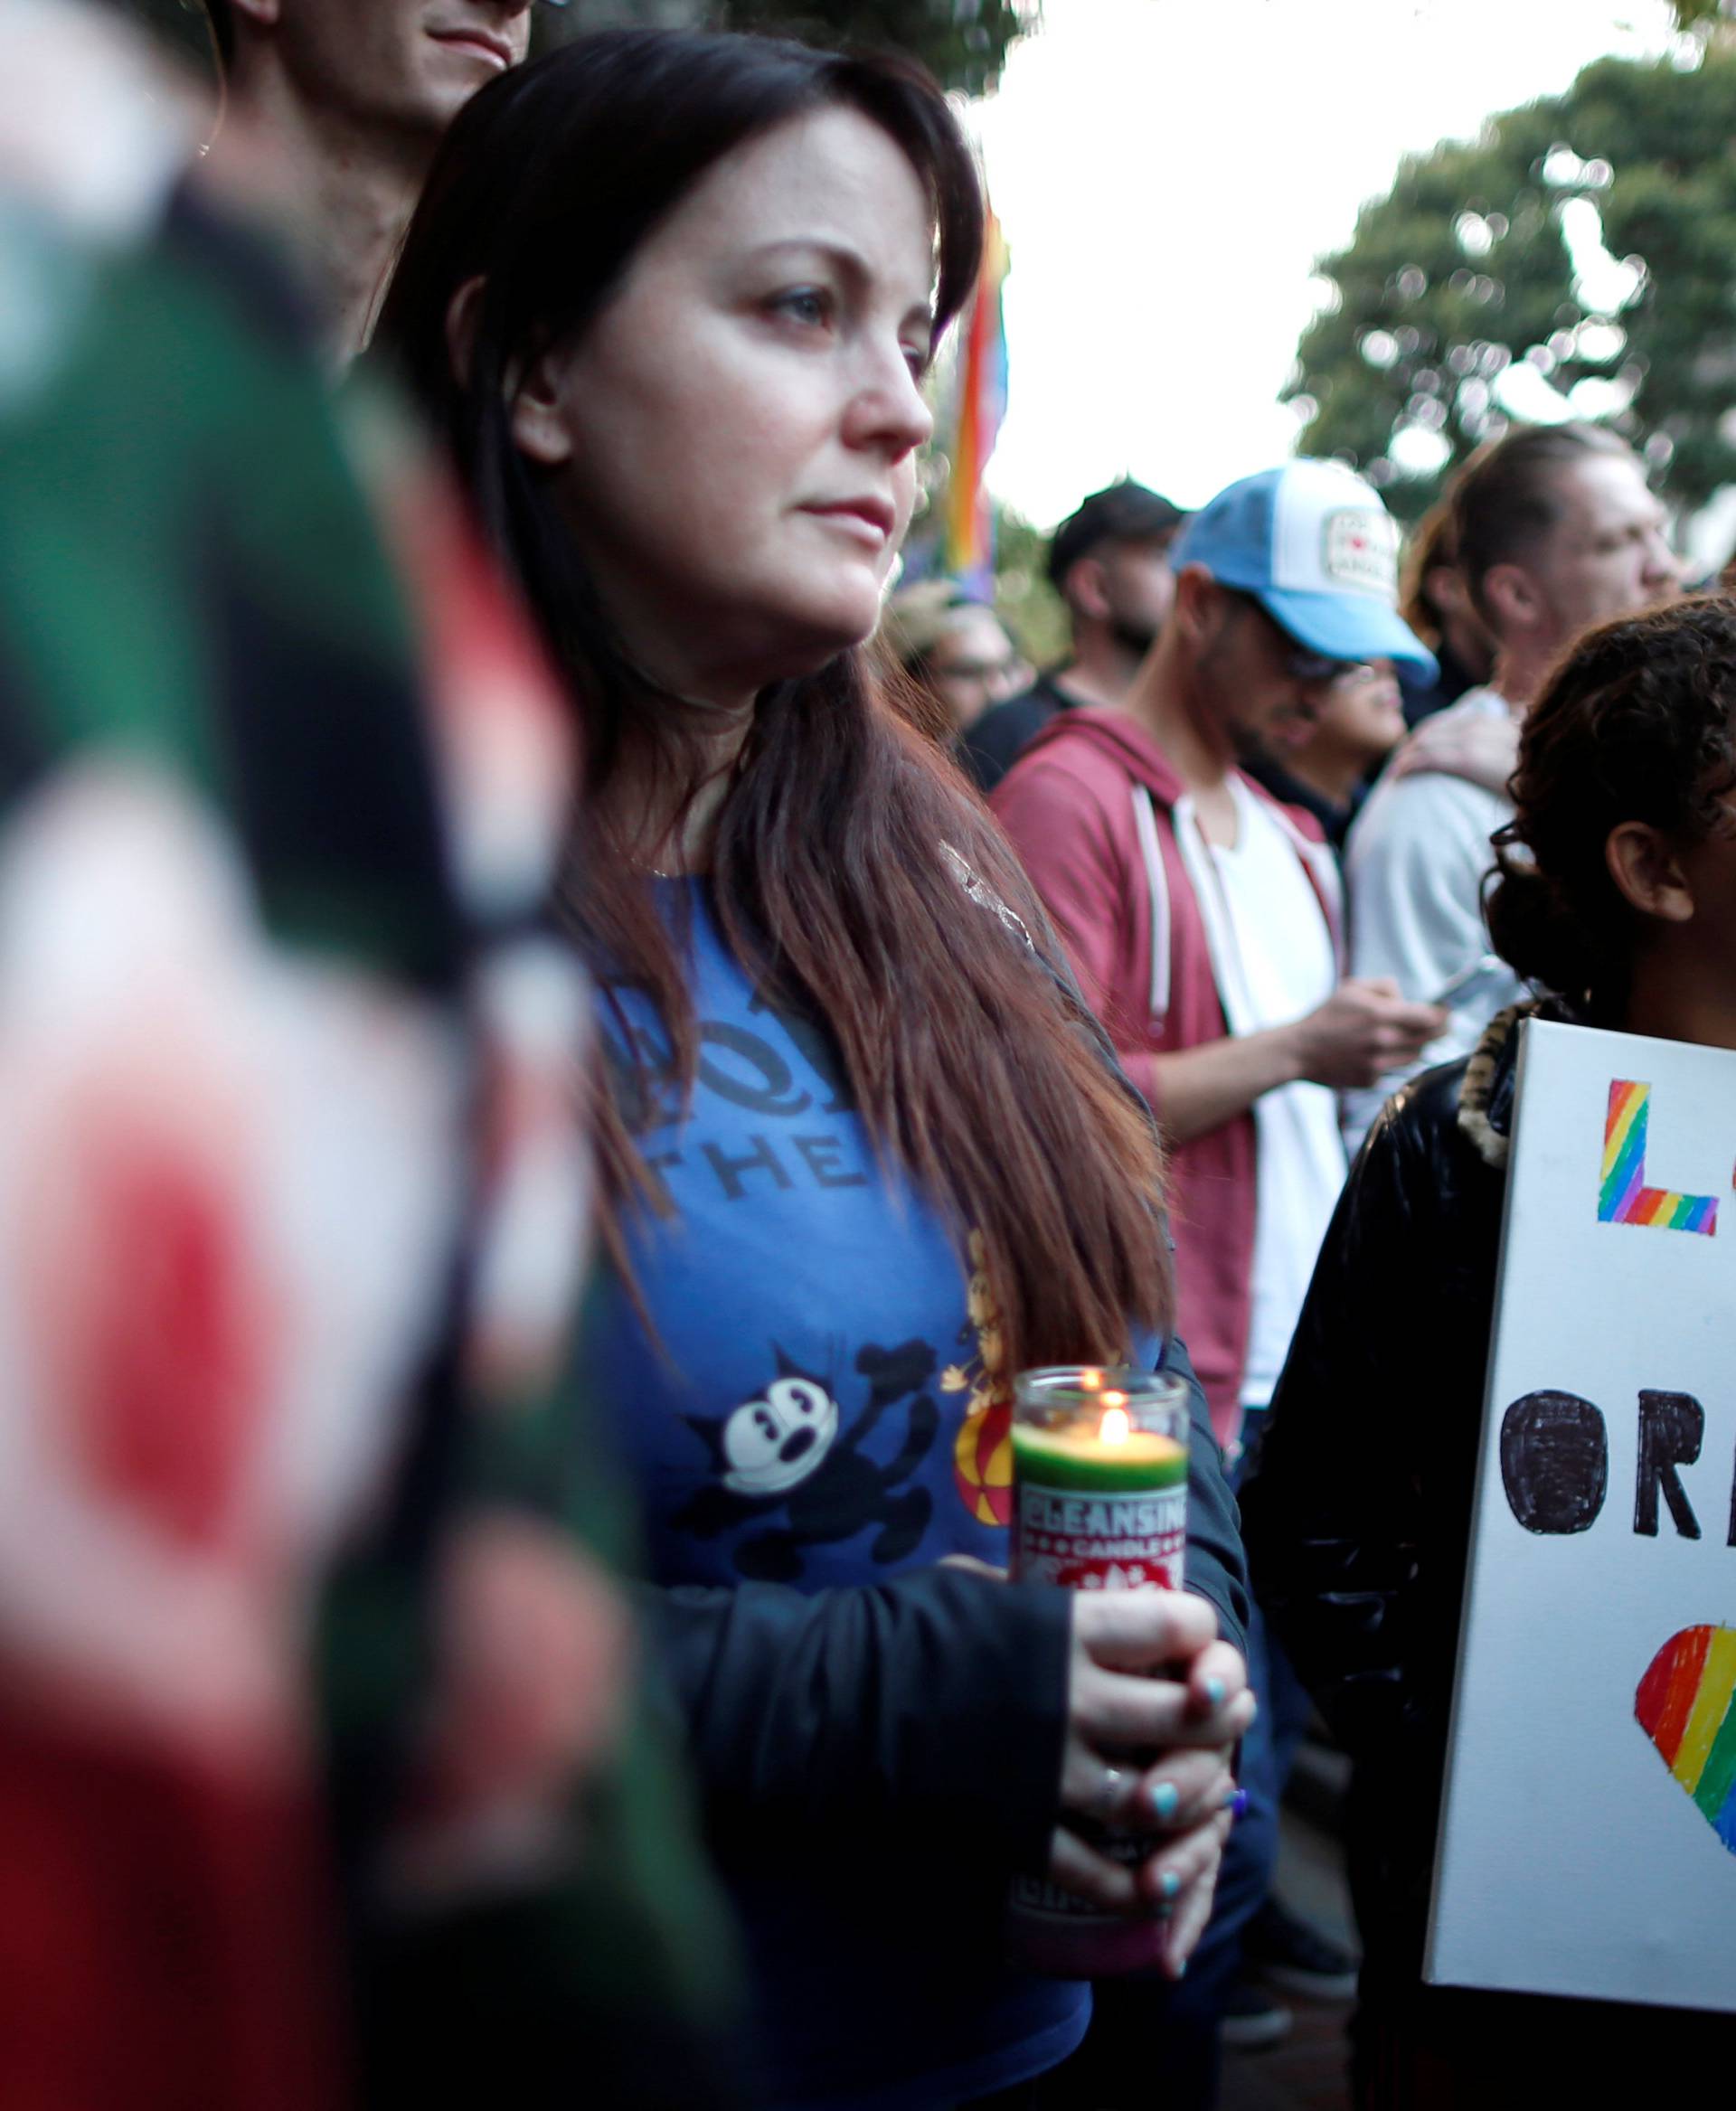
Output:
[1095, 1764, 1126, 1824]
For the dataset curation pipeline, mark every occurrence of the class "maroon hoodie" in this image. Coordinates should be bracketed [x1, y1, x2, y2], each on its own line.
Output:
[992, 706, 1339, 1446]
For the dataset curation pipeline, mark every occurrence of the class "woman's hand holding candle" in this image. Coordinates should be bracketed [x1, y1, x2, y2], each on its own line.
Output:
[1136, 1797, 1238, 1979]
[1044, 1589, 1253, 1975]
[1006, 1366, 1247, 1976]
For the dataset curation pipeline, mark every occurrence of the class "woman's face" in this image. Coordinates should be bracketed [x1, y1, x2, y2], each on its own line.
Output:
[1289, 658, 1405, 776]
[512, 104, 939, 702]
[1316, 660, 1406, 765]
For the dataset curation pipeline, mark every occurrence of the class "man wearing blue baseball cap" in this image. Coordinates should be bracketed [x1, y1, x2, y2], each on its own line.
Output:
[995, 457, 1448, 2083]
[996, 457, 1444, 1437]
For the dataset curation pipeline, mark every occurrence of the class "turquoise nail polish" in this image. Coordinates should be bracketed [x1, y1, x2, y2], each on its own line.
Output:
[1203, 1676, 1227, 1710]
[1159, 1868, 1181, 1902]
[1150, 1781, 1180, 1822]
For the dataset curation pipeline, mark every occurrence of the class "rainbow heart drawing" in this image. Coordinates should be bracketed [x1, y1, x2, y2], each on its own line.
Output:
[1635, 1626, 1736, 1852]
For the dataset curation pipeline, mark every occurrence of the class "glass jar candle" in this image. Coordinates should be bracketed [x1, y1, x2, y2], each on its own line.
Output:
[1007, 1365, 1189, 1975]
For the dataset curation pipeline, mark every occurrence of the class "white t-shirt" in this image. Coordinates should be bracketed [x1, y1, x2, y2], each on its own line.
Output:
[1341, 686, 1526, 1146]
[1181, 778, 1347, 1411]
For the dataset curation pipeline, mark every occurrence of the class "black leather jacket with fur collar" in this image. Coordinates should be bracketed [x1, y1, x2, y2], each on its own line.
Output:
[1239, 1003, 1536, 1972]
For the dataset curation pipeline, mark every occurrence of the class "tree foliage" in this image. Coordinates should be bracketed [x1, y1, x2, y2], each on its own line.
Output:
[986, 504, 1068, 665]
[540, 0, 1033, 96]
[1288, 48, 1736, 521]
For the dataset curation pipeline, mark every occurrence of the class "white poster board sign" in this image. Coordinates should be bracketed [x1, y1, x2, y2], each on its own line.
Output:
[1427, 1020, 1736, 2012]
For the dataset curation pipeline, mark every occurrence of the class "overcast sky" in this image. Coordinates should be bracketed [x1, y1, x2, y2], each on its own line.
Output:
[970, 0, 1681, 529]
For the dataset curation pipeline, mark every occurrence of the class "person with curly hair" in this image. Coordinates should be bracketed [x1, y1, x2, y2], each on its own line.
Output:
[1241, 593, 1736, 2106]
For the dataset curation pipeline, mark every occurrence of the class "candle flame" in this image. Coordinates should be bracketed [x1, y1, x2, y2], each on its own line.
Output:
[1099, 1405, 1133, 1446]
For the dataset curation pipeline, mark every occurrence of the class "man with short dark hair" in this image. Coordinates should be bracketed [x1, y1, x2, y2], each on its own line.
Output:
[1343, 420, 1680, 1138]
[961, 479, 1185, 791]
[203, 0, 533, 360]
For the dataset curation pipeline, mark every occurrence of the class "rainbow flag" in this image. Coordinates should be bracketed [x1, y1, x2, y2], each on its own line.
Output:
[940, 206, 1009, 594]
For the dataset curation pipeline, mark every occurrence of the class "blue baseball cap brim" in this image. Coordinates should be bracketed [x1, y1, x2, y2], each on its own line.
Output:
[1255, 585, 1439, 681]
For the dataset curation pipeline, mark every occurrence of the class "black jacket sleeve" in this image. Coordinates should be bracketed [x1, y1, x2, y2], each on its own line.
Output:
[1165, 1329, 1249, 1663]
[1241, 1060, 1510, 1969]
[638, 1566, 1071, 1873]
[1239, 1075, 1448, 1757]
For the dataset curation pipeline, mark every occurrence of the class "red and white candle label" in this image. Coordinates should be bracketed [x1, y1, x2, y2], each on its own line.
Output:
[1012, 1482, 1186, 1592]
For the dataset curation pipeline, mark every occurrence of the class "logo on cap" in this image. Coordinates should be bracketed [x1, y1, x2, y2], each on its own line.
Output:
[1321, 508, 1398, 598]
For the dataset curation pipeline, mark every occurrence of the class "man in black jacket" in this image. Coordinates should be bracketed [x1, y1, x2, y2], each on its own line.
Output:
[962, 481, 1185, 794]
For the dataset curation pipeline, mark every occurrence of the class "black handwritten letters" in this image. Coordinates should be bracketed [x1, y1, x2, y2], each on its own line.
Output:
[1635, 1390, 1704, 1540]
[1501, 1387, 1733, 1545]
[1499, 1390, 1608, 1534]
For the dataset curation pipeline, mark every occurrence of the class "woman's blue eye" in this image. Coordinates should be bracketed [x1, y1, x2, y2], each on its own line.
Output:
[776, 288, 831, 326]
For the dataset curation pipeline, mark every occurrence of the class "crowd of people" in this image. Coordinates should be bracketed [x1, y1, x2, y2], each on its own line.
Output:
[4, 3, 1734, 2107]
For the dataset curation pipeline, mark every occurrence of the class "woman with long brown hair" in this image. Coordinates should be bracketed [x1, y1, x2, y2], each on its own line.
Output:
[373, 31, 1250, 2107]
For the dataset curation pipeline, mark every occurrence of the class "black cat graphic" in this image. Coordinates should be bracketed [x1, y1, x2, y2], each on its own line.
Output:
[673, 1339, 939, 1581]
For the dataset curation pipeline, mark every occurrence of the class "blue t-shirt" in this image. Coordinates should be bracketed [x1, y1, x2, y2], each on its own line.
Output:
[588, 883, 1089, 2110]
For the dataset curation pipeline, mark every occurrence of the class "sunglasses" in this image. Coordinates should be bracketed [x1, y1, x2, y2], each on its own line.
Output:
[1223, 589, 1373, 688]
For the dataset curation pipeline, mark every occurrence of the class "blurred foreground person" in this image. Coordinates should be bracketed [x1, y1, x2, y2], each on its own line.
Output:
[1243, 595, 1736, 2107]
[1344, 422, 1681, 1141]
[882, 580, 1029, 747]
[963, 481, 1186, 794]
[201, 0, 533, 359]
[375, 30, 1253, 2109]
[0, 9, 735, 2106]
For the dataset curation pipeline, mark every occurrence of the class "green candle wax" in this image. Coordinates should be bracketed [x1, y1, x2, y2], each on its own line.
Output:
[1010, 1419, 1186, 1494]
